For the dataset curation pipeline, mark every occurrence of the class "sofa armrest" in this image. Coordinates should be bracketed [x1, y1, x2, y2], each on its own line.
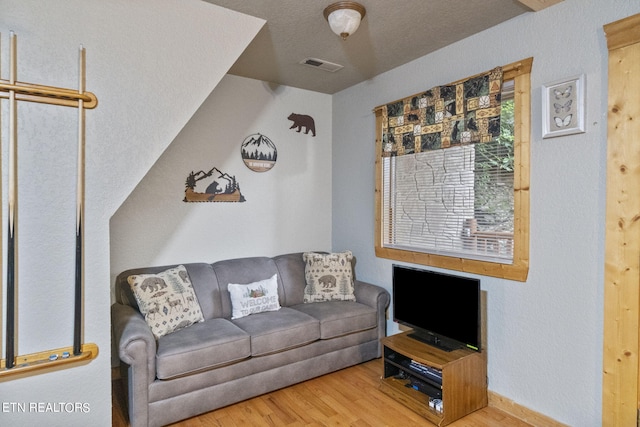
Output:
[354, 280, 390, 311]
[354, 280, 390, 344]
[112, 303, 157, 427]
[111, 303, 157, 383]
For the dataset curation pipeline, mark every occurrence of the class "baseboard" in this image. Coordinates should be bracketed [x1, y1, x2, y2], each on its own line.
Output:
[488, 391, 569, 427]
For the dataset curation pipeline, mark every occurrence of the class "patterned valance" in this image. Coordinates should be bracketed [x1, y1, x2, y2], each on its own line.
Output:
[381, 67, 503, 157]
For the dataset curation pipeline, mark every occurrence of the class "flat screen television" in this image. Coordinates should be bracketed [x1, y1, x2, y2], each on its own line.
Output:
[392, 265, 481, 352]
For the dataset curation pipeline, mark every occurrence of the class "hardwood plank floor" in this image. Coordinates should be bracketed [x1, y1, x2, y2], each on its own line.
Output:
[112, 359, 533, 426]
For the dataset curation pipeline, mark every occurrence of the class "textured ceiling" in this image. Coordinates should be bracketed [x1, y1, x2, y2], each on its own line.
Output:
[204, 1, 537, 94]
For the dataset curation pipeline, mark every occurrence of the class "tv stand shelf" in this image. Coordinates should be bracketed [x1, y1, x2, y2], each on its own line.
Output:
[380, 331, 487, 426]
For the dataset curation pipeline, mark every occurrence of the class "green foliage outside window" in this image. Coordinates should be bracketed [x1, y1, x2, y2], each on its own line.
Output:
[474, 99, 514, 233]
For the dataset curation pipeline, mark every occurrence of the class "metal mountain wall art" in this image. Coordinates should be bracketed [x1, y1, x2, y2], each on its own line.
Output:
[184, 167, 245, 202]
[241, 133, 277, 172]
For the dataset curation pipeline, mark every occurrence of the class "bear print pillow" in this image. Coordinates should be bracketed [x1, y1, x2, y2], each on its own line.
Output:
[128, 265, 204, 339]
[302, 251, 356, 303]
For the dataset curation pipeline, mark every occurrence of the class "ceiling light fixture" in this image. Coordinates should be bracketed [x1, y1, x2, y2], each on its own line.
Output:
[323, 2, 366, 41]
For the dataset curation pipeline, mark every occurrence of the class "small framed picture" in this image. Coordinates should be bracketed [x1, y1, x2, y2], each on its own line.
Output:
[542, 74, 586, 139]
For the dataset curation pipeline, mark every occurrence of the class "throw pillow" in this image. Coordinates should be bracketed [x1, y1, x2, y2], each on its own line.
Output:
[303, 251, 356, 303]
[228, 274, 281, 320]
[128, 265, 204, 339]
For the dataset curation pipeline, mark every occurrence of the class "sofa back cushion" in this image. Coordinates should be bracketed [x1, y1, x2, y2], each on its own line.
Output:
[114, 252, 329, 321]
[211, 256, 282, 318]
[115, 263, 222, 320]
[273, 252, 308, 306]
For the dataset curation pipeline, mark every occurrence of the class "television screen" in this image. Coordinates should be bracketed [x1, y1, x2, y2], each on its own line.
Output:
[392, 265, 480, 352]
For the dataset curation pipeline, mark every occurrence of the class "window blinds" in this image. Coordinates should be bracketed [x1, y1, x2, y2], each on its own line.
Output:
[381, 78, 515, 264]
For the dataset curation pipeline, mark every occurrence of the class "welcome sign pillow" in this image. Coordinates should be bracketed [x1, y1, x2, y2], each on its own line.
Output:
[228, 274, 281, 319]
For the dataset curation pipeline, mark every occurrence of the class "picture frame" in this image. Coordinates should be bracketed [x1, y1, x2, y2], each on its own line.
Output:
[541, 74, 586, 138]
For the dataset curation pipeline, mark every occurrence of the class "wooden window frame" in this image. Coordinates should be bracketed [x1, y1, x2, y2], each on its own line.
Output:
[374, 58, 532, 282]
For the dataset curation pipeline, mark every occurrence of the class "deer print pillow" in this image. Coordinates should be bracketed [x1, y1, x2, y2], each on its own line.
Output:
[302, 251, 356, 303]
[128, 265, 204, 339]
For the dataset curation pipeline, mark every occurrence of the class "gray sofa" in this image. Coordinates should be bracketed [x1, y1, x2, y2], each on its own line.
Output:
[111, 252, 390, 427]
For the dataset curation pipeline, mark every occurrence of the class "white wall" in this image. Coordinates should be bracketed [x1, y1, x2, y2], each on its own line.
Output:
[0, 1, 263, 425]
[332, 0, 640, 425]
[110, 74, 333, 281]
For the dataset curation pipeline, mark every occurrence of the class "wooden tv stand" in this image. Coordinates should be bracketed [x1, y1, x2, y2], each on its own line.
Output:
[380, 331, 487, 426]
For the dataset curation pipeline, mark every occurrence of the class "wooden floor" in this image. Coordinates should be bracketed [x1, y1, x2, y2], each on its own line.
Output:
[112, 359, 533, 426]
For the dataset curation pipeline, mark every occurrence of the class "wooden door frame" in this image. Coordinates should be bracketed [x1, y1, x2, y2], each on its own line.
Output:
[603, 13, 640, 427]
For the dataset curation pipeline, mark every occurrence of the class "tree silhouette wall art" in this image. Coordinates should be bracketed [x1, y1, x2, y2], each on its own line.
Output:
[184, 167, 245, 202]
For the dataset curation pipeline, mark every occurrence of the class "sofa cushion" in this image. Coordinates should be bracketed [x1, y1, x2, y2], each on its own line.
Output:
[232, 307, 320, 356]
[302, 251, 356, 303]
[273, 252, 307, 306]
[228, 274, 281, 319]
[291, 301, 377, 339]
[156, 318, 250, 379]
[127, 265, 204, 339]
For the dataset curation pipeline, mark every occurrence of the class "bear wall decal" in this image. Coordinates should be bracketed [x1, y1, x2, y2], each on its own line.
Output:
[287, 113, 316, 137]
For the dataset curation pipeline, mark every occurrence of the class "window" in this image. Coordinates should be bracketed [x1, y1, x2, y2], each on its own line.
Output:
[375, 59, 531, 281]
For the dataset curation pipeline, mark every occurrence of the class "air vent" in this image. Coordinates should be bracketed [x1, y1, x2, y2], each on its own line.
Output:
[299, 57, 344, 73]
